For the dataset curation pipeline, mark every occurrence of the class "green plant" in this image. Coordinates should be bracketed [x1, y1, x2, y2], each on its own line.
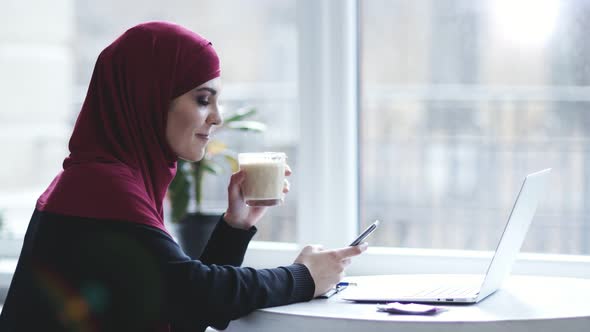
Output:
[168, 106, 266, 223]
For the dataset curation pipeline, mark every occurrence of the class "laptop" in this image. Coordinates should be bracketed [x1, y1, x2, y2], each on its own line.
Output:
[342, 168, 551, 304]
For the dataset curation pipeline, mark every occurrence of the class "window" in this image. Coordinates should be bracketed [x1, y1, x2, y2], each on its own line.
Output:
[0, 1, 72, 253]
[0, 0, 299, 255]
[76, 1, 300, 242]
[360, 0, 590, 255]
[2, 1, 590, 282]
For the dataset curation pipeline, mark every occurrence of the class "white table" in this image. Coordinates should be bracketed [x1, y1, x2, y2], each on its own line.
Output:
[225, 275, 590, 332]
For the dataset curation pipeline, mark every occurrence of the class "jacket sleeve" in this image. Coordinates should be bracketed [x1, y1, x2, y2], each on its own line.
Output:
[146, 229, 315, 331]
[199, 215, 257, 266]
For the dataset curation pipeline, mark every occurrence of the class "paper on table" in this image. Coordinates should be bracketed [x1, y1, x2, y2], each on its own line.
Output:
[377, 302, 447, 315]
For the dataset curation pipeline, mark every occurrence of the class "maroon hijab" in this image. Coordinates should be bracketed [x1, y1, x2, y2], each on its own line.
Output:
[36, 22, 220, 234]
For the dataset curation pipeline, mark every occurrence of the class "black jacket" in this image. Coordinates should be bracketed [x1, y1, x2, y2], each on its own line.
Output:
[0, 210, 314, 331]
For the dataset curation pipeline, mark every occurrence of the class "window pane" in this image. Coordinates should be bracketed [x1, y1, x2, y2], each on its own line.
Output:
[0, 0, 72, 243]
[360, 0, 590, 254]
[0, 0, 298, 247]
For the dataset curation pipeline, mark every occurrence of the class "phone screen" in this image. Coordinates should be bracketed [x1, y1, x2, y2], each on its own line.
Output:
[349, 220, 380, 246]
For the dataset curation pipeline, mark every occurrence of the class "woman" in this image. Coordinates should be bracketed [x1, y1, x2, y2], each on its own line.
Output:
[0, 22, 366, 331]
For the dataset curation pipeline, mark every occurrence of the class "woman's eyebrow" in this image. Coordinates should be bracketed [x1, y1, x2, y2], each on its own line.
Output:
[195, 87, 217, 95]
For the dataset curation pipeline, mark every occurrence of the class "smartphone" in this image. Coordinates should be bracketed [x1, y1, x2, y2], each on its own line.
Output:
[349, 220, 380, 246]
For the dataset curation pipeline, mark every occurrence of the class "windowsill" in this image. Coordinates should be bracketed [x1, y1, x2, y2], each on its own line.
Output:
[0, 258, 17, 285]
[1, 242, 589, 292]
[0, 258, 17, 304]
[242, 241, 590, 279]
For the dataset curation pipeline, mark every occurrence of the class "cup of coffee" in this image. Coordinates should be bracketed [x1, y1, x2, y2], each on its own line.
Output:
[238, 152, 287, 206]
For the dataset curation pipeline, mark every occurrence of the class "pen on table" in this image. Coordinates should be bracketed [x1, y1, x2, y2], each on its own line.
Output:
[317, 282, 358, 298]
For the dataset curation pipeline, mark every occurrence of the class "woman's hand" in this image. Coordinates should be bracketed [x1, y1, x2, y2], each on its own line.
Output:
[294, 243, 368, 297]
[223, 165, 292, 230]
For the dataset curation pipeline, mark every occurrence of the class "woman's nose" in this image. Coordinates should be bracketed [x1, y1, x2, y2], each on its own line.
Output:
[208, 103, 223, 126]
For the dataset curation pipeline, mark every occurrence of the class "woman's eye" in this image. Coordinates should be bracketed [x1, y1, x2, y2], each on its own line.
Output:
[197, 98, 210, 106]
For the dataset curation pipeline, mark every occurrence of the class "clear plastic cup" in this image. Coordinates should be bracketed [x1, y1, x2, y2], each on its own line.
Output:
[238, 152, 287, 206]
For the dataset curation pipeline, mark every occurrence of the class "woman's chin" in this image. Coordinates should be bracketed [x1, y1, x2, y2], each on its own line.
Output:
[178, 151, 205, 162]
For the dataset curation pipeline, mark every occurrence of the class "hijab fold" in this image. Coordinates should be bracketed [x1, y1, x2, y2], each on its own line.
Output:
[37, 22, 221, 234]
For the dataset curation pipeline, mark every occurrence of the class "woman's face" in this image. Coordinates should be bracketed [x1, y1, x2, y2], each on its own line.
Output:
[166, 77, 222, 161]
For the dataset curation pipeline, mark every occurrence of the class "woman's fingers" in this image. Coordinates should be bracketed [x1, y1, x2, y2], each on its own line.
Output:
[283, 164, 292, 194]
[333, 243, 368, 259]
[227, 170, 246, 199]
[294, 243, 364, 297]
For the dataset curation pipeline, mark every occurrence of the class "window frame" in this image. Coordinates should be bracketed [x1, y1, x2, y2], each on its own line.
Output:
[241, 0, 590, 279]
[2, 0, 590, 287]
[294, 0, 360, 248]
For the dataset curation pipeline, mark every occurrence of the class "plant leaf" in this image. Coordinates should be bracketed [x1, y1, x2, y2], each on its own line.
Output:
[207, 140, 227, 155]
[201, 160, 223, 175]
[222, 107, 257, 123]
[226, 121, 267, 132]
[223, 155, 239, 172]
[168, 161, 190, 223]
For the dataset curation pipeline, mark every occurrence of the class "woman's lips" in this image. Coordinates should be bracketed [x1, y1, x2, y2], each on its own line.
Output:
[195, 133, 210, 140]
